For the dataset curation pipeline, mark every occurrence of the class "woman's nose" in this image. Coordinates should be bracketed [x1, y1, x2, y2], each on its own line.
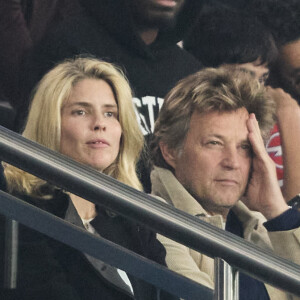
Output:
[92, 114, 106, 131]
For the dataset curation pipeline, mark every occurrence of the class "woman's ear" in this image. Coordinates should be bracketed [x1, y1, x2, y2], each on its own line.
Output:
[159, 142, 177, 169]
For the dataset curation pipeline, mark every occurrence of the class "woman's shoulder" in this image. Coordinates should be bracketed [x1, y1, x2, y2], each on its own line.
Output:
[9, 184, 70, 218]
[0, 162, 68, 216]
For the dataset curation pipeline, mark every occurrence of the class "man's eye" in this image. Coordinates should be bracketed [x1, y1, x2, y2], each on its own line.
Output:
[208, 141, 221, 145]
[241, 144, 250, 149]
[241, 144, 252, 155]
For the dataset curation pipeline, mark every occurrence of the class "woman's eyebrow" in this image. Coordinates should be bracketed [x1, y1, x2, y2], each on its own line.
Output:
[65, 101, 92, 108]
[64, 102, 118, 111]
[103, 104, 118, 109]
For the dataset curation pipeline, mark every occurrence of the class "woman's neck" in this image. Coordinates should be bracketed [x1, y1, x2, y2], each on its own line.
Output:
[70, 194, 97, 220]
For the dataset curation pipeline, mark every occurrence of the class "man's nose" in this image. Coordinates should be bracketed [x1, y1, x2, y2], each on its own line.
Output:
[221, 146, 240, 169]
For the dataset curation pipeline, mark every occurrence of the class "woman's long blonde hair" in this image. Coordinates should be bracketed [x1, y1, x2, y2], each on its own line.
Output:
[4, 57, 144, 196]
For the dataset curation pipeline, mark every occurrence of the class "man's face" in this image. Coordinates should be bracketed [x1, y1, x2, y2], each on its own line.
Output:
[163, 108, 252, 217]
[130, 0, 185, 29]
[277, 39, 300, 98]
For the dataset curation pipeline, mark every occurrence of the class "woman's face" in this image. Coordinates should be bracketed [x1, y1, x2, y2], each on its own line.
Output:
[222, 59, 269, 85]
[60, 78, 122, 171]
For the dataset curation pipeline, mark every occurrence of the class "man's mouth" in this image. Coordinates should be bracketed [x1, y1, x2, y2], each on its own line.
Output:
[215, 179, 238, 186]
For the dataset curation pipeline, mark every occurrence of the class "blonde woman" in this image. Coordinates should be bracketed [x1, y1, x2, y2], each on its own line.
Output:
[1, 57, 175, 300]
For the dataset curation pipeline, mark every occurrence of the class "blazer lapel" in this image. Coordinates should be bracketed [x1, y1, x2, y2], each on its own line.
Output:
[64, 198, 134, 297]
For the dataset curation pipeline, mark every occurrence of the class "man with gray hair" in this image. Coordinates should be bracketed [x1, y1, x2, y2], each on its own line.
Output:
[150, 67, 300, 299]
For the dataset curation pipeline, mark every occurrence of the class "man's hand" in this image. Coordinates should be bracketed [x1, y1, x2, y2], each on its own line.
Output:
[244, 113, 289, 220]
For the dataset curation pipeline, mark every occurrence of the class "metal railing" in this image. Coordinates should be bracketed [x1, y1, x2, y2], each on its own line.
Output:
[0, 125, 300, 298]
[0, 189, 212, 299]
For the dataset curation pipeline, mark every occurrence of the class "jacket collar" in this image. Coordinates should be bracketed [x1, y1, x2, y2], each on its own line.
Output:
[151, 166, 266, 232]
[151, 166, 207, 216]
[64, 197, 85, 228]
[63, 194, 134, 297]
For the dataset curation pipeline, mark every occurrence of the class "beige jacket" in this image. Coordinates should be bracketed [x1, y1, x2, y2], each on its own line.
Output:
[151, 167, 300, 300]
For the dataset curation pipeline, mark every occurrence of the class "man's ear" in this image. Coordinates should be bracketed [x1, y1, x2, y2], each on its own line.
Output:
[159, 142, 177, 169]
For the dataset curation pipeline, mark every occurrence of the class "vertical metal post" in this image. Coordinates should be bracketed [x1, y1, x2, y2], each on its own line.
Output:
[214, 257, 239, 300]
[3, 218, 18, 288]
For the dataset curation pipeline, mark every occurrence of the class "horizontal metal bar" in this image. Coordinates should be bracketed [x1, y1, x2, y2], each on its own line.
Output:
[0, 125, 300, 296]
[0, 190, 213, 299]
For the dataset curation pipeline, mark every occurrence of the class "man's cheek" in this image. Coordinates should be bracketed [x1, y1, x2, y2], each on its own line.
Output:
[243, 162, 253, 196]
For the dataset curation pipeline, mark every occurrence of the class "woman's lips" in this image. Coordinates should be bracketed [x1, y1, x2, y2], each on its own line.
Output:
[86, 139, 109, 148]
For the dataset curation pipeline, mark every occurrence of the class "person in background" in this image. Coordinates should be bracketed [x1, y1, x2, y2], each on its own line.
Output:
[16, 0, 203, 192]
[184, 4, 275, 83]
[151, 67, 300, 299]
[0, 0, 81, 110]
[1, 57, 176, 300]
[183, 4, 300, 203]
[244, 0, 300, 105]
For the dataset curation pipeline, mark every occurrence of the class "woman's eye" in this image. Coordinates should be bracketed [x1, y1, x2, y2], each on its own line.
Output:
[105, 112, 114, 117]
[104, 111, 118, 118]
[259, 74, 269, 85]
[72, 110, 86, 116]
[209, 141, 220, 145]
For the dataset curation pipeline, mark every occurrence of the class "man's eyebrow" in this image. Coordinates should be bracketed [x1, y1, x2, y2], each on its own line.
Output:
[205, 134, 224, 139]
[206, 134, 250, 143]
[241, 139, 251, 144]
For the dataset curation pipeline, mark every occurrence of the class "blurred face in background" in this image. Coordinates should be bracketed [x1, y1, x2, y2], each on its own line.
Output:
[222, 58, 269, 85]
[277, 40, 300, 98]
[60, 79, 122, 171]
[130, 0, 185, 29]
